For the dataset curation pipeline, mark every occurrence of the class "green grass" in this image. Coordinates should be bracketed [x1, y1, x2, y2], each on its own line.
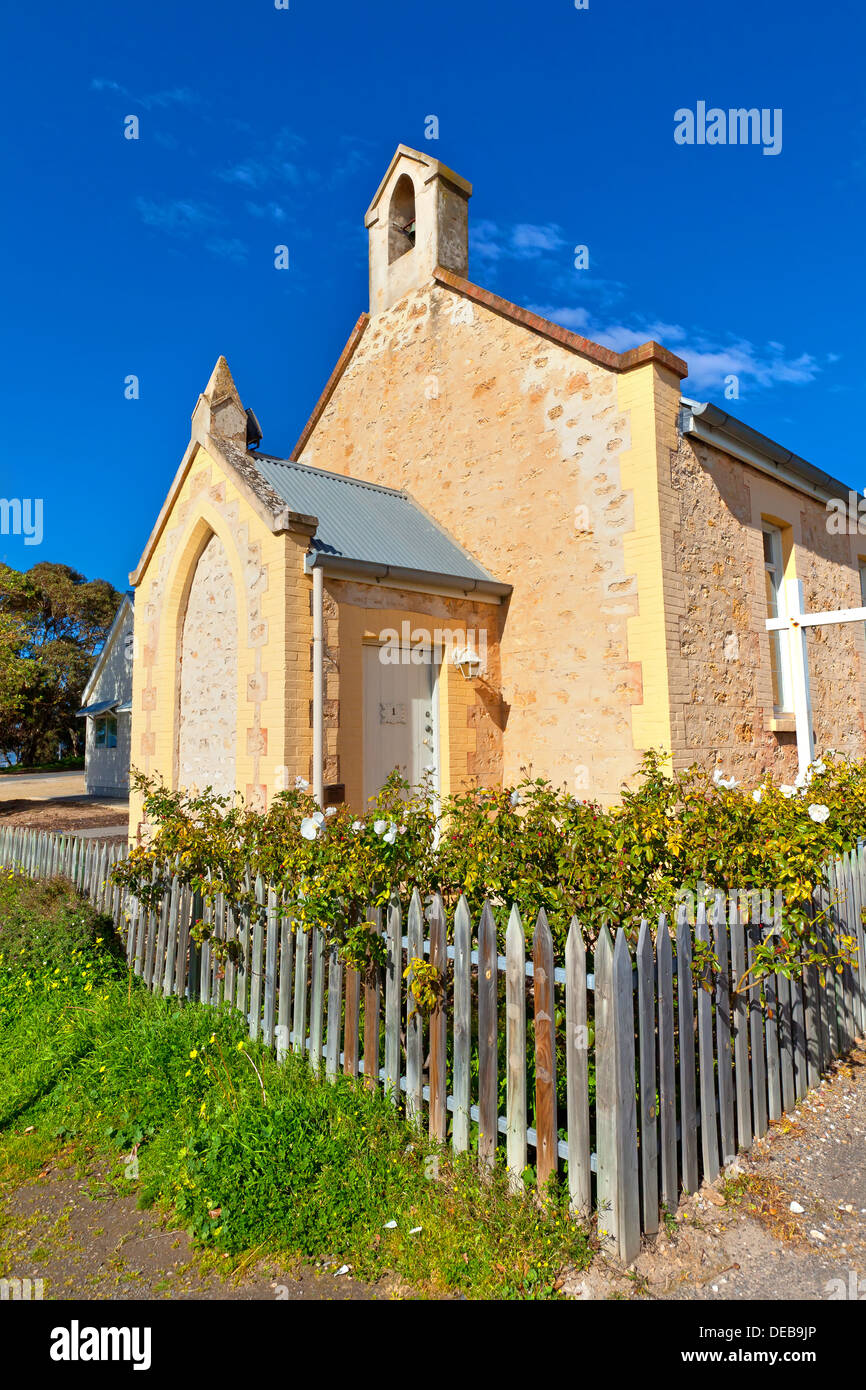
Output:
[0, 756, 84, 775]
[0, 873, 592, 1298]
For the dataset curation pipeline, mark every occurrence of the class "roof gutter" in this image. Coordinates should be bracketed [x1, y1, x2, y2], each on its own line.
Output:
[679, 398, 851, 507]
[303, 552, 512, 601]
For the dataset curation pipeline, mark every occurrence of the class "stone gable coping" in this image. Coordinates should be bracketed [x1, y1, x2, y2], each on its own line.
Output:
[433, 267, 689, 379]
[290, 313, 370, 462]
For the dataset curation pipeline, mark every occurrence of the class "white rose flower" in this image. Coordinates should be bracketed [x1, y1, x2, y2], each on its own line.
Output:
[300, 817, 319, 840]
[808, 803, 830, 823]
[325, 806, 336, 817]
[352, 820, 363, 832]
[780, 784, 796, 799]
[312, 810, 325, 826]
[510, 790, 520, 807]
[752, 788, 762, 803]
[373, 819, 388, 836]
[384, 824, 398, 845]
[713, 768, 737, 789]
[295, 776, 310, 790]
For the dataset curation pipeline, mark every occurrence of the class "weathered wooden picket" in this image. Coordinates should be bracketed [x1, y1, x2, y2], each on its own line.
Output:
[1, 821, 864, 1263]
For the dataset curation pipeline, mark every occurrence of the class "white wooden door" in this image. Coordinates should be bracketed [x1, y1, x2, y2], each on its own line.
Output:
[363, 646, 438, 806]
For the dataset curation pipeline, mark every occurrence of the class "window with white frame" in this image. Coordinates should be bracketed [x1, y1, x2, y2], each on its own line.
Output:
[762, 524, 792, 712]
[94, 715, 117, 749]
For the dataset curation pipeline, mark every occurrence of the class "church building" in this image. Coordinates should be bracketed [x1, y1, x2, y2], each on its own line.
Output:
[128, 144, 866, 832]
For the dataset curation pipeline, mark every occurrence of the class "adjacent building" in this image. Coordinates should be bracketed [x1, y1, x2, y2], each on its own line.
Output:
[77, 593, 134, 797]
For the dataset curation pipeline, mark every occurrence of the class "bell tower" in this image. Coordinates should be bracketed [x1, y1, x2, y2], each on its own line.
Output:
[365, 145, 472, 316]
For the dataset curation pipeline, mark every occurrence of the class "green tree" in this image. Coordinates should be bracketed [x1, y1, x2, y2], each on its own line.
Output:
[0, 562, 121, 766]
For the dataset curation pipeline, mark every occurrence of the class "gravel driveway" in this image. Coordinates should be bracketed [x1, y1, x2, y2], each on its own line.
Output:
[563, 1040, 866, 1301]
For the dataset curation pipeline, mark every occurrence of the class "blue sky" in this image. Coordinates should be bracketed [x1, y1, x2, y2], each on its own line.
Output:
[1, 0, 863, 591]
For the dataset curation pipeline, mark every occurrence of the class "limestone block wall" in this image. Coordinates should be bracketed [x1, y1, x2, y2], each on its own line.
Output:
[666, 434, 866, 783]
[177, 532, 238, 796]
[297, 283, 665, 803]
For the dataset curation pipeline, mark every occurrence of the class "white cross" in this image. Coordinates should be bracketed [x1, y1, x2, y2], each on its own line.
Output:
[766, 577, 866, 778]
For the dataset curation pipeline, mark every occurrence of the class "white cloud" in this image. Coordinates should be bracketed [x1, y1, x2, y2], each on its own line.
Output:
[470, 219, 505, 262]
[511, 223, 567, 256]
[220, 159, 301, 190]
[90, 78, 198, 109]
[525, 303, 821, 395]
[472, 220, 568, 263]
[217, 128, 308, 193]
[527, 303, 591, 332]
[681, 341, 819, 392]
[593, 320, 687, 353]
[326, 137, 374, 187]
[221, 161, 271, 188]
[90, 78, 126, 94]
[135, 198, 248, 261]
[245, 200, 287, 221]
[141, 87, 198, 110]
[204, 237, 248, 263]
[136, 198, 216, 234]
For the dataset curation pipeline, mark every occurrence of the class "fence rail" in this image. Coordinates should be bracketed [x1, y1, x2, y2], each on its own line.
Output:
[2, 822, 864, 1263]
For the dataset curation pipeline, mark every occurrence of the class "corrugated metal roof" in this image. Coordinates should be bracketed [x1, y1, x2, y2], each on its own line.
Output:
[251, 454, 495, 583]
[76, 699, 117, 719]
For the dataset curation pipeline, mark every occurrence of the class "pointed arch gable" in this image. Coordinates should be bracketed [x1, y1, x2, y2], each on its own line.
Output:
[130, 437, 286, 590]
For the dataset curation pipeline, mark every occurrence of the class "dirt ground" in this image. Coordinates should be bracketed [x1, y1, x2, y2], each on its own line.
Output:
[0, 799, 129, 833]
[0, 1152, 391, 1301]
[562, 1039, 866, 1301]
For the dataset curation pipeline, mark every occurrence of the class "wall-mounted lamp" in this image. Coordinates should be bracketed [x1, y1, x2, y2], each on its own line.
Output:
[452, 643, 484, 680]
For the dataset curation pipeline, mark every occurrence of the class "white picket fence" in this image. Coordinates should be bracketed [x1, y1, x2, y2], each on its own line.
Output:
[1, 821, 864, 1263]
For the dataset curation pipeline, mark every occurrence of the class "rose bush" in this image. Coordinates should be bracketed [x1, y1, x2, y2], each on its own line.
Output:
[114, 750, 865, 984]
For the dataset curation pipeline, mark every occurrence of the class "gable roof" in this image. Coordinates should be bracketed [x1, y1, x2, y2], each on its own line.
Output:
[80, 592, 134, 706]
[364, 144, 472, 226]
[250, 453, 510, 596]
[289, 266, 688, 461]
[680, 398, 855, 507]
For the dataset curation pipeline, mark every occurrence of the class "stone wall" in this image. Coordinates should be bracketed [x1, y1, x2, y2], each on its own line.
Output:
[297, 283, 662, 803]
[177, 532, 238, 796]
[667, 434, 866, 782]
